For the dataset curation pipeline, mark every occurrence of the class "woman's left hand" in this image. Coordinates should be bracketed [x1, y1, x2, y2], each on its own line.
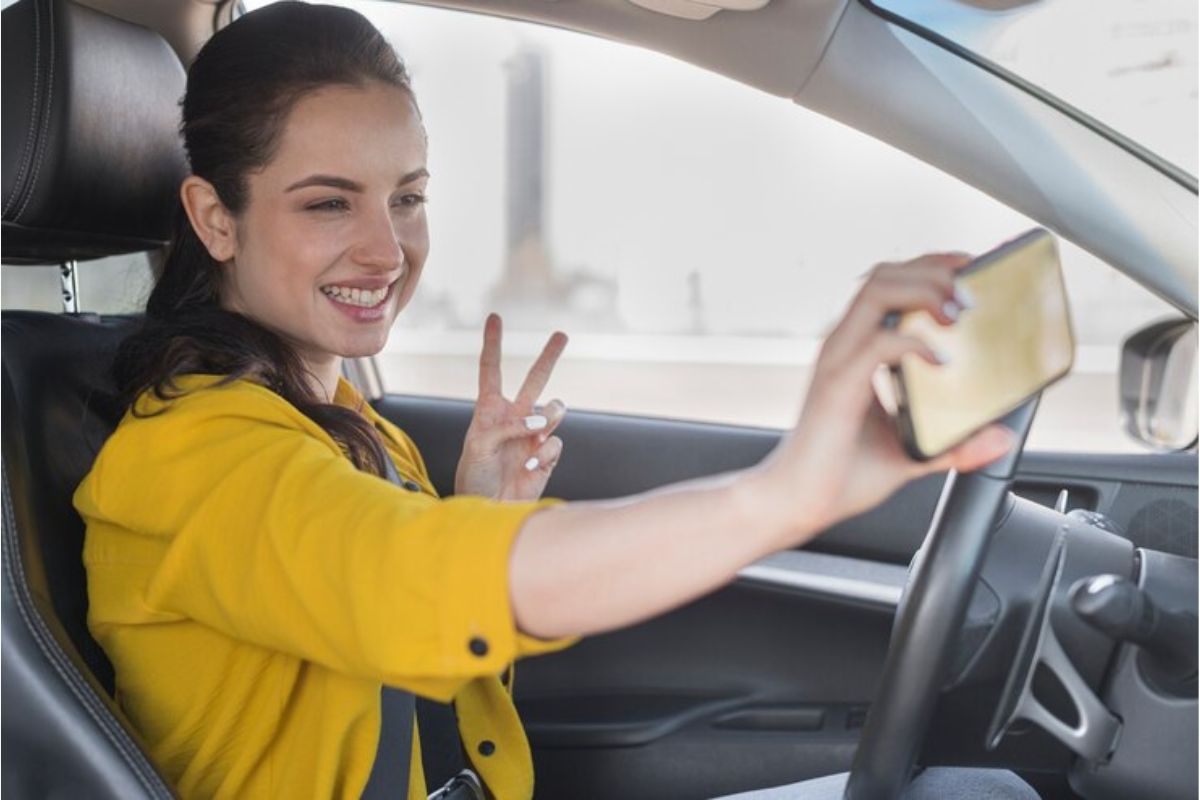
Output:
[455, 313, 569, 501]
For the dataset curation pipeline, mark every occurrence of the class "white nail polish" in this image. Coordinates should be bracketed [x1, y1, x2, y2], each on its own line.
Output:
[524, 457, 540, 471]
[524, 415, 547, 431]
[954, 285, 975, 309]
[934, 348, 952, 365]
[941, 300, 960, 321]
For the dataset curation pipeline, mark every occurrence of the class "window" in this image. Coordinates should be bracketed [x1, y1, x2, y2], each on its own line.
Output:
[1, 252, 154, 315]
[249, 0, 1184, 453]
[867, 0, 1198, 178]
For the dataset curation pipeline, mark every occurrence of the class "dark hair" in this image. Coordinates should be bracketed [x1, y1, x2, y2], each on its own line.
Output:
[115, 2, 414, 476]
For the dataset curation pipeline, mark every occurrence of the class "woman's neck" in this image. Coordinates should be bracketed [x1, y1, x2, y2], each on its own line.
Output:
[304, 354, 343, 403]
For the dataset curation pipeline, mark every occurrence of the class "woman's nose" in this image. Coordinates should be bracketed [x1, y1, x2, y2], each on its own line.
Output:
[353, 207, 405, 271]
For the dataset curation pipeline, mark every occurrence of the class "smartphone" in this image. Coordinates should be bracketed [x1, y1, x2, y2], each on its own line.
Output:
[885, 228, 1075, 460]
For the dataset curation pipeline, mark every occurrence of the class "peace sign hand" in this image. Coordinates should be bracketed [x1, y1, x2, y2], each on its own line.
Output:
[455, 313, 569, 501]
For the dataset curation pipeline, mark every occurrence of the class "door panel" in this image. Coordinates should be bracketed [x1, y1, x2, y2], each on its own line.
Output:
[372, 394, 1198, 798]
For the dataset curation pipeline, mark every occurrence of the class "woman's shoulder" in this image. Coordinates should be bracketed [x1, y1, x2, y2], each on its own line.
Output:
[76, 375, 340, 512]
[128, 373, 297, 417]
[103, 373, 334, 456]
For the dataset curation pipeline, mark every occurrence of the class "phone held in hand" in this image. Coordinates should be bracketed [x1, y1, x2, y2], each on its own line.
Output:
[884, 228, 1076, 461]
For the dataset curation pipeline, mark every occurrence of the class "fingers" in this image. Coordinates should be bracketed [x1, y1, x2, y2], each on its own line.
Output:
[478, 313, 503, 397]
[823, 255, 969, 367]
[538, 398, 568, 438]
[810, 332, 943, 415]
[922, 425, 1015, 475]
[469, 398, 568, 454]
[523, 435, 564, 474]
[516, 331, 569, 408]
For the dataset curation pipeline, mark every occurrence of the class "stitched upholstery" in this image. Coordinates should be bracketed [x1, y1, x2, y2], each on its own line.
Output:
[1, 0, 187, 265]
[1, 0, 182, 795]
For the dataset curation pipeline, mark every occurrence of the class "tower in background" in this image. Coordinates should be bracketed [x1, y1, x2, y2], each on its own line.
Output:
[489, 46, 619, 332]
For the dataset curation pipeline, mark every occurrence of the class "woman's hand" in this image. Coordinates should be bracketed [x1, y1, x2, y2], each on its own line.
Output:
[455, 313, 569, 501]
[509, 252, 1017, 640]
[750, 253, 1015, 545]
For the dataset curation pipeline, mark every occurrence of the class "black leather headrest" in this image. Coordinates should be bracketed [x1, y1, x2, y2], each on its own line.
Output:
[1, 0, 188, 265]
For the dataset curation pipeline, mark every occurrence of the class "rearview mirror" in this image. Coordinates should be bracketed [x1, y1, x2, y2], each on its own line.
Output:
[1119, 318, 1198, 450]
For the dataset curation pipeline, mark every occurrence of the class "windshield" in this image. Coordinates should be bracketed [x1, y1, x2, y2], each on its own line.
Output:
[869, 0, 1198, 178]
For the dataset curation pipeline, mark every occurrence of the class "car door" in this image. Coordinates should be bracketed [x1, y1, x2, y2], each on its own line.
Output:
[373, 394, 1197, 800]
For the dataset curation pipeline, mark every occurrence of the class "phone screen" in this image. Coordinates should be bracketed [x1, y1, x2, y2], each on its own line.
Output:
[890, 229, 1075, 459]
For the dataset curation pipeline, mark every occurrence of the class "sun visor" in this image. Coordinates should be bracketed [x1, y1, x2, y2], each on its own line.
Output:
[626, 0, 770, 22]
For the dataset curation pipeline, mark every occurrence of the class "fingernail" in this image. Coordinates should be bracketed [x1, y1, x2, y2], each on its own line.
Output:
[933, 348, 952, 365]
[954, 284, 975, 309]
[941, 300, 960, 322]
[524, 457, 540, 471]
[524, 415, 547, 431]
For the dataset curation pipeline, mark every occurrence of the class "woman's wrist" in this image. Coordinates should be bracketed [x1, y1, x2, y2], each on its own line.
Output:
[730, 459, 821, 555]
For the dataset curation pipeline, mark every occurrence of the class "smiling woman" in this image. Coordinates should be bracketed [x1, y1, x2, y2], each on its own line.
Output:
[182, 82, 430, 395]
[70, 3, 1032, 800]
[110, 3, 425, 477]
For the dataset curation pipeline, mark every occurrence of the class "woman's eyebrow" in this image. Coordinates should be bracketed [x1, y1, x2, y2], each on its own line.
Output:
[285, 169, 429, 193]
[397, 168, 430, 185]
[286, 175, 362, 193]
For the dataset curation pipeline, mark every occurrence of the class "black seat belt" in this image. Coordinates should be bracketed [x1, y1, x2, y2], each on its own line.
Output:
[362, 454, 471, 799]
[361, 684, 416, 800]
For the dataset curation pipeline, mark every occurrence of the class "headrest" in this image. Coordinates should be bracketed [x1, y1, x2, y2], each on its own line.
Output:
[1, 0, 188, 265]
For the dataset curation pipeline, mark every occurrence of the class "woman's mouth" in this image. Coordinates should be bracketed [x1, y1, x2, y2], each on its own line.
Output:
[320, 278, 399, 321]
[320, 283, 390, 308]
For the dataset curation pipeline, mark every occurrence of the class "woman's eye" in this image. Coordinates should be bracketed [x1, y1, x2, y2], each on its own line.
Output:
[394, 193, 428, 208]
[306, 198, 350, 213]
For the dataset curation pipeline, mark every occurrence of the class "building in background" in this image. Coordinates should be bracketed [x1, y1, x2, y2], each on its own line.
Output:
[487, 46, 620, 332]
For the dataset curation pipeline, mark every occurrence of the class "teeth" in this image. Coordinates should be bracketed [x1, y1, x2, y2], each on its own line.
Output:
[322, 284, 391, 308]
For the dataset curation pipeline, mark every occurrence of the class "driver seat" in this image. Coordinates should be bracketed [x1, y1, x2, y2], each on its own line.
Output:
[1, 0, 186, 795]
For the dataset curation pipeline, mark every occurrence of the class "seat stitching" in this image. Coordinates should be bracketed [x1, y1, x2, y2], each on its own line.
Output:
[15, 0, 57, 222]
[2, 0, 41, 218]
[2, 461, 174, 797]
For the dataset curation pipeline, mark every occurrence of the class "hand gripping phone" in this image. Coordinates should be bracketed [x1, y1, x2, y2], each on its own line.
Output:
[884, 228, 1076, 460]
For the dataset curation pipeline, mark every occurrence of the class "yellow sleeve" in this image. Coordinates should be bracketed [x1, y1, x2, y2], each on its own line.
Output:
[76, 382, 570, 701]
[369, 413, 573, 659]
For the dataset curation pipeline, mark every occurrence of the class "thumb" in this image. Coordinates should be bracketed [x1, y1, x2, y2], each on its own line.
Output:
[927, 425, 1016, 475]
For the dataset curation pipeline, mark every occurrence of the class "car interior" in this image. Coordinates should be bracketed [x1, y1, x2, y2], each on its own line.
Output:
[2, 0, 1196, 799]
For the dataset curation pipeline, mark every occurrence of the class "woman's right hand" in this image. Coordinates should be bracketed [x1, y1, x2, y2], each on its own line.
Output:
[510, 252, 1015, 640]
[749, 253, 1015, 547]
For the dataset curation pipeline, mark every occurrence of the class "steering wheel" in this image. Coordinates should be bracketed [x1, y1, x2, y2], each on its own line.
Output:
[843, 396, 1041, 800]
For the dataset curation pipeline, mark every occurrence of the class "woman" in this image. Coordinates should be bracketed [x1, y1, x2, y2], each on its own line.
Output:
[73, 3, 1028, 798]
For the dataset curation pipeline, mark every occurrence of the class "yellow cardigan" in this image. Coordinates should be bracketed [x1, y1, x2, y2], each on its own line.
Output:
[73, 374, 571, 799]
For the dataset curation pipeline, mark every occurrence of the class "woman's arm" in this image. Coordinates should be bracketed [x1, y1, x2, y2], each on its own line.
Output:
[510, 466, 785, 640]
[507, 254, 1015, 640]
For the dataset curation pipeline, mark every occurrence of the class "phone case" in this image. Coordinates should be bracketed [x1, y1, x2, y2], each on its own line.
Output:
[886, 228, 1075, 461]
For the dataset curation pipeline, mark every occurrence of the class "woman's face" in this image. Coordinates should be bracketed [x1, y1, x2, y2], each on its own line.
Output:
[220, 81, 429, 370]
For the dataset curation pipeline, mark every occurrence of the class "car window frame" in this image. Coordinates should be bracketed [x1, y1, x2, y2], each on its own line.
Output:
[858, 0, 1198, 193]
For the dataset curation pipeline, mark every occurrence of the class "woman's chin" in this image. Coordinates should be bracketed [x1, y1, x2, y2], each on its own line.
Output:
[337, 344, 387, 360]
[334, 333, 390, 360]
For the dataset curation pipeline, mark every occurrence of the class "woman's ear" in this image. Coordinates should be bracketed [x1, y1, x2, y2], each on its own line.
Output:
[180, 176, 237, 262]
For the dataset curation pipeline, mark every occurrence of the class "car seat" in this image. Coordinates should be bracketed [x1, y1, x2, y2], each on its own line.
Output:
[1, 0, 186, 795]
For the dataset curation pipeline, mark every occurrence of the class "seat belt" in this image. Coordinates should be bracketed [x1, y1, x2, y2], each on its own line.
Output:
[361, 684, 416, 800]
[417, 697, 467, 789]
[361, 457, 417, 800]
[362, 454, 473, 800]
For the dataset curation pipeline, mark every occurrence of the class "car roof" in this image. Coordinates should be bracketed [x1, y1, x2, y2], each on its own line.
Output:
[78, 0, 1198, 316]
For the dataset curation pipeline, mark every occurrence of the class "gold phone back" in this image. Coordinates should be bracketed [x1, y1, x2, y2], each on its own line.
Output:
[898, 232, 1075, 456]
